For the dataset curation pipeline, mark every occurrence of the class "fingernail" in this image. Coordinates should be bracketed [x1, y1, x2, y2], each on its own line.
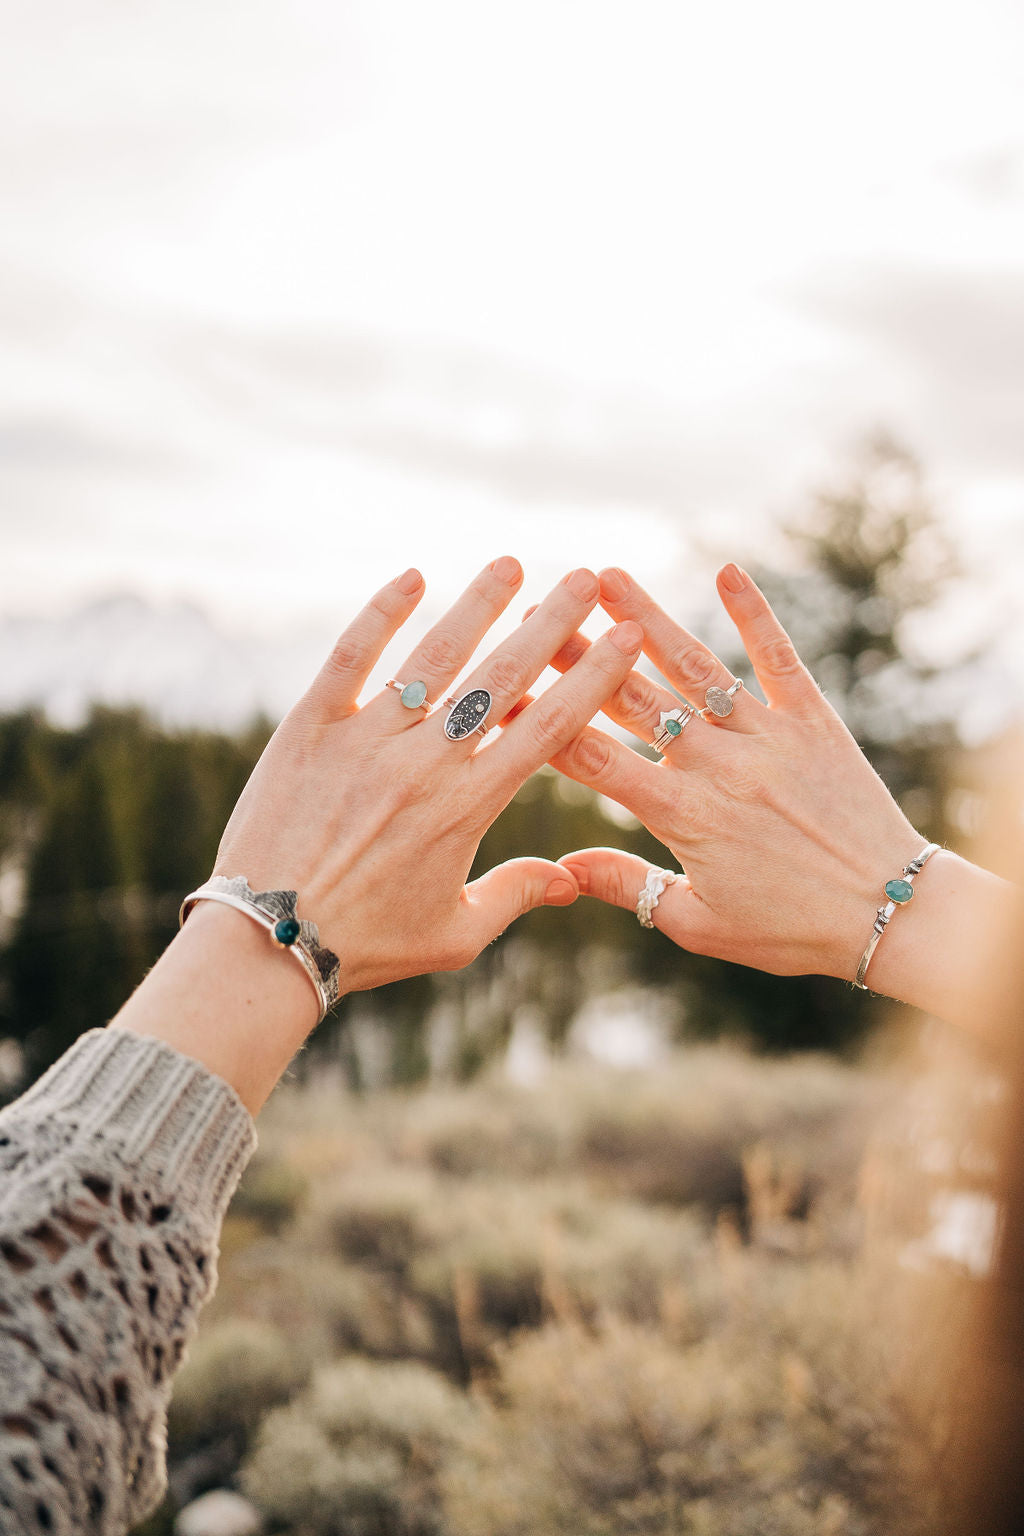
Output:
[719, 563, 745, 594]
[599, 568, 628, 602]
[610, 620, 643, 653]
[564, 568, 599, 600]
[560, 862, 589, 894]
[545, 878, 578, 906]
[396, 568, 423, 595]
[491, 555, 522, 585]
[521, 604, 539, 623]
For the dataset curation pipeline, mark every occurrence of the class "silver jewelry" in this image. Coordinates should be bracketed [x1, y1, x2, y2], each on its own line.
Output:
[636, 865, 679, 928]
[650, 707, 696, 753]
[697, 678, 744, 720]
[387, 678, 431, 713]
[179, 875, 341, 1022]
[854, 843, 940, 990]
[444, 687, 493, 741]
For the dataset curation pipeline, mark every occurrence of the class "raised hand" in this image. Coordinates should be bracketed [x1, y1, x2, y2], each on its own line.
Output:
[213, 559, 643, 992]
[549, 565, 1013, 1027]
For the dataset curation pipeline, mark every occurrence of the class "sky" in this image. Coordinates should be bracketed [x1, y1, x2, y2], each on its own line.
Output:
[1, 0, 1023, 680]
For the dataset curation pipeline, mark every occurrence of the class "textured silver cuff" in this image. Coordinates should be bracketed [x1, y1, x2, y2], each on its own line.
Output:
[179, 875, 341, 1021]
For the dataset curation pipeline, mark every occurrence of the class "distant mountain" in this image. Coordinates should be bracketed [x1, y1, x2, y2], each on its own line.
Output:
[0, 594, 333, 730]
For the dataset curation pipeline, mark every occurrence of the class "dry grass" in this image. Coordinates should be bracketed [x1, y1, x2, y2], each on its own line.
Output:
[160, 1041, 984, 1535]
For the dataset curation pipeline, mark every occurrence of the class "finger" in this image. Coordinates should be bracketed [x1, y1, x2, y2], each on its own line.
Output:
[392, 554, 525, 705]
[483, 622, 647, 788]
[598, 567, 761, 733]
[557, 846, 711, 948]
[542, 624, 692, 749]
[715, 564, 823, 714]
[304, 568, 425, 720]
[548, 722, 675, 825]
[430, 568, 602, 748]
[456, 857, 579, 956]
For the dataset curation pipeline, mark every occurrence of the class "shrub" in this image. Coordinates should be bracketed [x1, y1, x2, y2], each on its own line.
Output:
[168, 1318, 309, 1452]
[241, 1357, 475, 1536]
[231, 1150, 309, 1234]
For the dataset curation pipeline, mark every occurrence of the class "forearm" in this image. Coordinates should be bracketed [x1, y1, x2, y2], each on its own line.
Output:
[111, 899, 325, 1116]
[0, 1027, 256, 1535]
[861, 850, 1020, 1038]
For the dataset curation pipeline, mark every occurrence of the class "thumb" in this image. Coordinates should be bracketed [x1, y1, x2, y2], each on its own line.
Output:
[460, 857, 579, 950]
[558, 846, 697, 942]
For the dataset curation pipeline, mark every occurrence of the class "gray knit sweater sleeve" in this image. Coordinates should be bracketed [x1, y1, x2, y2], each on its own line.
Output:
[0, 1026, 258, 1536]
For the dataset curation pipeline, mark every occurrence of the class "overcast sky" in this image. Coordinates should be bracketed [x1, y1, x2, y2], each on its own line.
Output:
[1, 0, 1022, 671]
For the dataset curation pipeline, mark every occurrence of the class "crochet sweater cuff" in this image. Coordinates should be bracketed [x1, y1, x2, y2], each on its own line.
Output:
[7, 1025, 258, 1224]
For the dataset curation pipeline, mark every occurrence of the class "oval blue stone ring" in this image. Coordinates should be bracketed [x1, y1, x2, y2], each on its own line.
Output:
[386, 678, 431, 714]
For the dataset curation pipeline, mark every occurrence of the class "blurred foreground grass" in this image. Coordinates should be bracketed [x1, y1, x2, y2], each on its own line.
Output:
[153, 1044, 982, 1536]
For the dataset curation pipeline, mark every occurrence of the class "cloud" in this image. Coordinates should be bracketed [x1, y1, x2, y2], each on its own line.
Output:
[792, 261, 1024, 475]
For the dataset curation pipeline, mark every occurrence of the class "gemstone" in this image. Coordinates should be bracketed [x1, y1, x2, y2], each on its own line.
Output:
[665, 717, 682, 736]
[273, 917, 301, 946]
[704, 686, 734, 718]
[445, 688, 493, 740]
[400, 680, 428, 710]
[884, 878, 915, 904]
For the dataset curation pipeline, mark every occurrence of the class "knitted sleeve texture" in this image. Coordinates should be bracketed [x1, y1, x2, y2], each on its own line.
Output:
[0, 1026, 257, 1536]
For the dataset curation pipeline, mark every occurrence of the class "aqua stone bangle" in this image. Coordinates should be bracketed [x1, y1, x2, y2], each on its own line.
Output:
[854, 844, 940, 991]
[179, 876, 341, 1022]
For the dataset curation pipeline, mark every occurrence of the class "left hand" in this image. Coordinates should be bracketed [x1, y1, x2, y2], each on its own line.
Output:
[549, 564, 928, 982]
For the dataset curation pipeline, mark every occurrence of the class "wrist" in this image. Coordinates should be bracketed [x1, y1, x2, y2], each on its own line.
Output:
[111, 897, 332, 1116]
[848, 849, 1019, 1037]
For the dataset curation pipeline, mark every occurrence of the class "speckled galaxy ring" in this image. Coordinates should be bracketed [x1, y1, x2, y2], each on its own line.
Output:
[443, 688, 493, 741]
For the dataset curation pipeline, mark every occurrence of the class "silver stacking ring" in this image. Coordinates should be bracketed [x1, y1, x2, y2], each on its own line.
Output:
[443, 687, 493, 741]
[387, 678, 432, 713]
[697, 678, 744, 721]
[636, 866, 678, 928]
[650, 706, 696, 754]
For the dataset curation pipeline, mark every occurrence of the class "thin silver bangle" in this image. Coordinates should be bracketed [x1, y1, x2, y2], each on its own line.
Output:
[854, 843, 941, 991]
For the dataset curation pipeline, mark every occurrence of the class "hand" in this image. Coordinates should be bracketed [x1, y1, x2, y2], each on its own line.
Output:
[115, 558, 644, 1110]
[213, 558, 643, 991]
[549, 564, 1014, 1022]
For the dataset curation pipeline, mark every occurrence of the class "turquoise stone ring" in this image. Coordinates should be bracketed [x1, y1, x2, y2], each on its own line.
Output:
[387, 678, 431, 714]
[650, 707, 695, 753]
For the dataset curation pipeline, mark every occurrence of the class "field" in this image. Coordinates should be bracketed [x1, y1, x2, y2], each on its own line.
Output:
[148, 1040, 987, 1536]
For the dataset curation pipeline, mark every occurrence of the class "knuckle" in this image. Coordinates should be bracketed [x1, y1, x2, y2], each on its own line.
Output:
[366, 589, 400, 624]
[758, 635, 802, 676]
[324, 636, 367, 677]
[667, 642, 716, 688]
[486, 653, 532, 700]
[528, 695, 578, 750]
[418, 634, 463, 676]
[614, 673, 660, 726]
[566, 732, 612, 780]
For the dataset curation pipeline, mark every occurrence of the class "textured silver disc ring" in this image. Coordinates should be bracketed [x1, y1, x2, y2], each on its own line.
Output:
[386, 678, 431, 713]
[697, 678, 744, 720]
[650, 707, 696, 754]
[443, 687, 493, 740]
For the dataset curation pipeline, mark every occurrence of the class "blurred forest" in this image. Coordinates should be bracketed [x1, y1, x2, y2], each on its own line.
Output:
[0, 440, 1001, 1096]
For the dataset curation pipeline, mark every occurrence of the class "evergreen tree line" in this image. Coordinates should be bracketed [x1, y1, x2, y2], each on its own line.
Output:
[0, 440, 984, 1093]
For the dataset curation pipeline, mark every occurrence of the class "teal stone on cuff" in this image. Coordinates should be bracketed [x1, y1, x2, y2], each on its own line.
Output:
[273, 916, 302, 946]
[400, 680, 428, 710]
[884, 878, 915, 904]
